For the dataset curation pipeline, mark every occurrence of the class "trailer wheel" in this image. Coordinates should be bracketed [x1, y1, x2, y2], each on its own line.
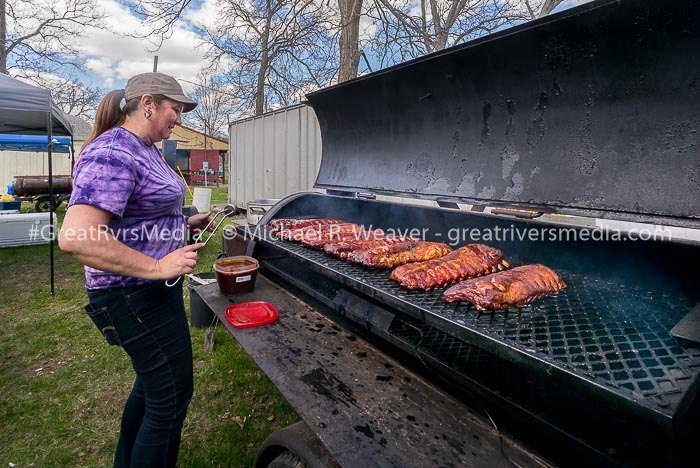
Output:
[267, 450, 305, 468]
[255, 421, 339, 468]
[35, 197, 62, 212]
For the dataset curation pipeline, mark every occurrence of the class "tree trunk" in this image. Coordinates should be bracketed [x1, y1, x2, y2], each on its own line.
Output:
[420, 0, 433, 53]
[539, 0, 564, 17]
[1, 0, 6, 74]
[256, 52, 269, 115]
[338, 0, 363, 82]
[256, 0, 273, 115]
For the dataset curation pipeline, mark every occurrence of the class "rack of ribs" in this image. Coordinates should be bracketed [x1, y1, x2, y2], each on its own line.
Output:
[443, 264, 567, 310]
[278, 222, 353, 242]
[324, 236, 416, 259]
[390, 244, 506, 290]
[349, 241, 453, 269]
[301, 225, 386, 249]
[269, 218, 347, 237]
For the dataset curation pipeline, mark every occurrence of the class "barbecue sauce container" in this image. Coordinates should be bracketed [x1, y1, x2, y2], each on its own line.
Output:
[213, 256, 259, 295]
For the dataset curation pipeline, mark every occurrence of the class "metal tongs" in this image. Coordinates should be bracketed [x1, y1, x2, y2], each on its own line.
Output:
[165, 204, 236, 287]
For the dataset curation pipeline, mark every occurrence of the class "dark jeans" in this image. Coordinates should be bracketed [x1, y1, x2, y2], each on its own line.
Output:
[86, 282, 193, 468]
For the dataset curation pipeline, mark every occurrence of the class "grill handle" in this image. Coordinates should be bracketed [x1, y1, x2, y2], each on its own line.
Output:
[491, 208, 544, 219]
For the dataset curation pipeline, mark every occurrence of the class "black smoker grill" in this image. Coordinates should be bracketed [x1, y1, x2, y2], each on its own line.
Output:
[232, 0, 699, 465]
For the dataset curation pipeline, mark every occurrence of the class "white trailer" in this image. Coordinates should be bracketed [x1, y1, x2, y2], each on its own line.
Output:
[228, 104, 322, 211]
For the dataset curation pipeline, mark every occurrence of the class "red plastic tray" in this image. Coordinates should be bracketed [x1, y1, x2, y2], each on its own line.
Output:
[224, 301, 279, 329]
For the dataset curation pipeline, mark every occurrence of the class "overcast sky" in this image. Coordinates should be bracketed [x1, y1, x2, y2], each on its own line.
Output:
[74, 0, 591, 94]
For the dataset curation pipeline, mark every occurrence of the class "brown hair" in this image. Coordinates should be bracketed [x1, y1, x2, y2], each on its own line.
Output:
[81, 90, 166, 155]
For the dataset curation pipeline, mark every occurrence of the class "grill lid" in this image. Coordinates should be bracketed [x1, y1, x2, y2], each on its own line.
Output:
[307, 0, 700, 228]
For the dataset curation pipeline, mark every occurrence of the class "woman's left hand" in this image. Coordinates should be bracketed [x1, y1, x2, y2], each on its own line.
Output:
[188, 212, 212, 235]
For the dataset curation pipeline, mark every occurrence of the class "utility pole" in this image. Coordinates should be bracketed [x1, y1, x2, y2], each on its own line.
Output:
[153, 55, 158, 72]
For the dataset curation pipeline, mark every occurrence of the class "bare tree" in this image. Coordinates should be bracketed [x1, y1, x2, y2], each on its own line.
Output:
[44, 75, 103, 120]
[131, 0, 191, 46]
[203, 0, 337, 116]
[1, 0, 105, 76]
[132, 0, 362, 85]
[182, 70, 235, 139]
[368, 0, 565, 67]
[125, 0, 569, 108]
[0, 0, 5, 72]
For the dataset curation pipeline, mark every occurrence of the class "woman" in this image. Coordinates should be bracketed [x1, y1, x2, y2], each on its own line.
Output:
[59, 72, 210, 467]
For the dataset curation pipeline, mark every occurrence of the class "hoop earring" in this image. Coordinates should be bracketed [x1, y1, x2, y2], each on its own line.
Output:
[144, 109, 152, 119]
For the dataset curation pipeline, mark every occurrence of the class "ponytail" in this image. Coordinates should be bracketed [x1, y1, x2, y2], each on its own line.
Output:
[81, 89, 127, 156]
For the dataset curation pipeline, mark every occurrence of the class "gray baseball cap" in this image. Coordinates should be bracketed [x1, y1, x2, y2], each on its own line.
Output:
[124, 72, 197, 112]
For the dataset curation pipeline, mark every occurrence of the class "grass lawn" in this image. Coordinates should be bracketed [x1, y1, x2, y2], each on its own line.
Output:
[0, 187, 298, 467]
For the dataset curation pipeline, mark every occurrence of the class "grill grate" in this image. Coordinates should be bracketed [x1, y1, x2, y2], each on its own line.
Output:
[387, 314, 505, 373]
[258, 235, 700, 424]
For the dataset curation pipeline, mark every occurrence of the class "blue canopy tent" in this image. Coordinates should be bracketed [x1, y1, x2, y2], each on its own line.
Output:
[0, 73, 75, 295]
[0, 135, 71, 153]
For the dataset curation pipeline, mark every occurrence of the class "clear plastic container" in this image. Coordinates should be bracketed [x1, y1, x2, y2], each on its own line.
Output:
[213, 256, 259, 295]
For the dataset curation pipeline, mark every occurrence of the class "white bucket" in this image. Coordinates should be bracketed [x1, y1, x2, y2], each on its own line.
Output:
[192, 187, 212, 213]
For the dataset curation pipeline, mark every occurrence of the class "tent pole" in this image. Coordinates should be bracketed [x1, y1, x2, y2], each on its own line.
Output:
[70, 138, 75, 174]
[47, 94, 55, 296]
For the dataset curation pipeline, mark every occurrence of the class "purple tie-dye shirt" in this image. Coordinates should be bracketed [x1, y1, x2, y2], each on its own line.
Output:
[69, 126, 187, 290]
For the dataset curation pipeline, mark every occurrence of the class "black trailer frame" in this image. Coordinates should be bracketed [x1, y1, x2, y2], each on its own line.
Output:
[196, 277, 550, 467]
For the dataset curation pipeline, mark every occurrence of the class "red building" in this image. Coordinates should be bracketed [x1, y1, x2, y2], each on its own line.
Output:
[158, 125, 228, 186]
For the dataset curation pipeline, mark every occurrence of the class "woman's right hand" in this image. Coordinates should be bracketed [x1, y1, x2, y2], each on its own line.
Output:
[155, 243, 206, 280]
[60, 205, 208, 282]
